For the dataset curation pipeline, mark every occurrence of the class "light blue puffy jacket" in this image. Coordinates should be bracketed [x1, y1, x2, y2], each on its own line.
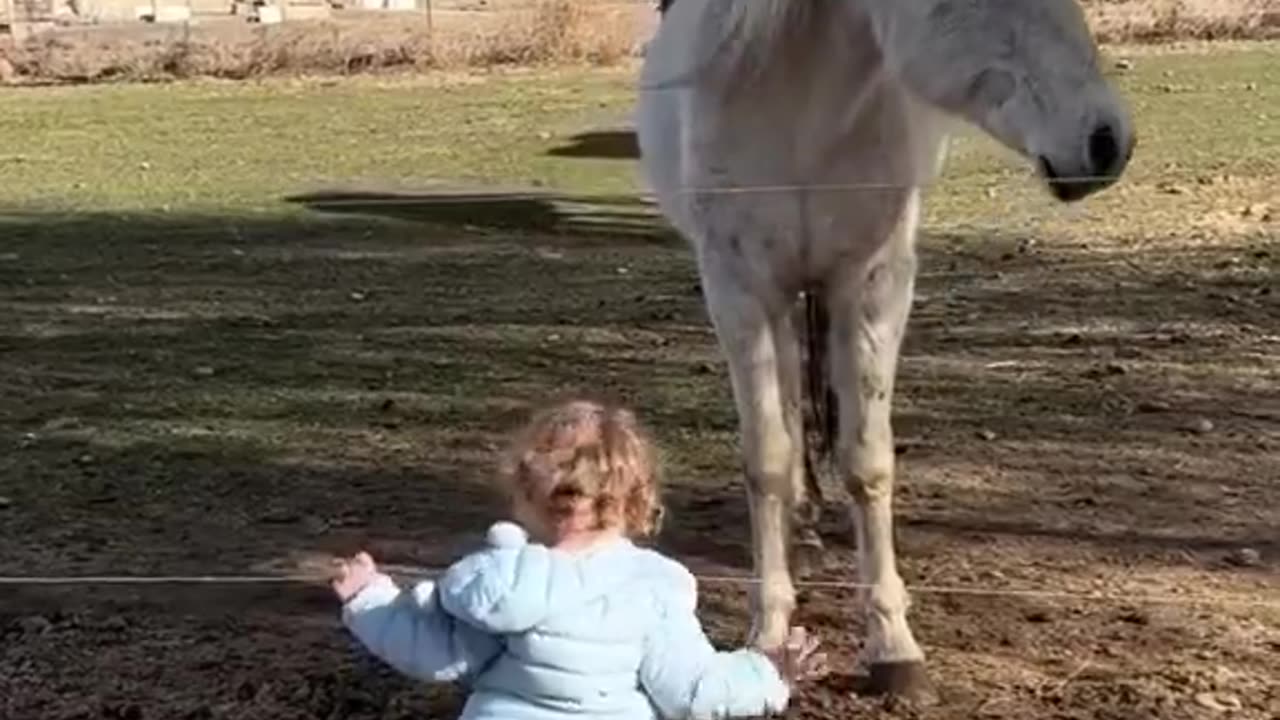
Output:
[341, 521, 790, 720]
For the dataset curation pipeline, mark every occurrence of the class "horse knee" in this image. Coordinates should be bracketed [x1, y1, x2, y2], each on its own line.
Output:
[845, 466, 895, 504]
[743, 434, 798, 500]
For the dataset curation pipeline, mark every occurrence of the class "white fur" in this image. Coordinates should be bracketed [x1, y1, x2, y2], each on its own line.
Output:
[637, 0, 1134, 678]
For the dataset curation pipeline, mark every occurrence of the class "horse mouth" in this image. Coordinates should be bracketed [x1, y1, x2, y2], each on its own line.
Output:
[1038, 156, 1106, 203]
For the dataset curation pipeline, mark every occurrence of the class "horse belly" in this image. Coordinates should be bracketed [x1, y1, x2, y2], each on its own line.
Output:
[800, 187, 918, 278]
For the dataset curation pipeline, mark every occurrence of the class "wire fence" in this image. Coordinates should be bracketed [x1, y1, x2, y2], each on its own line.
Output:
[3, 568, 1278, 611]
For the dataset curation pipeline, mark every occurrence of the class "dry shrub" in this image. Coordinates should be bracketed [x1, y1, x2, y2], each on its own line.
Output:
[1083, 0, 1280, 43]
[7, 21, 441, 81]
[2, 0, 640, 83]
[435, 0, 639, 67]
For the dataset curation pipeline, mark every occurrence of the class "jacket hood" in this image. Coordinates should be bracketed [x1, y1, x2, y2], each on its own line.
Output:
[437, 522, 646, 633]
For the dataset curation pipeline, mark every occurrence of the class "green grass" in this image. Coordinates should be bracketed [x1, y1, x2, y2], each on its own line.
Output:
[2, 46, 1278, 227]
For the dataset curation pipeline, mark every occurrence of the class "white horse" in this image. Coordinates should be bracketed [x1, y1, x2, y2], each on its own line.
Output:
[637, 0, 1134, 696]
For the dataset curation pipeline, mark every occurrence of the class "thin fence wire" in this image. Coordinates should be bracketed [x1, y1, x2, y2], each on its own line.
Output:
[1, 568, 1277, 611]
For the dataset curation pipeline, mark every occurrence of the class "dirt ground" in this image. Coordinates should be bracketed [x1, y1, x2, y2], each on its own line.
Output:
[1, 47, 1279, 720]
[2, 218, 1276, 719]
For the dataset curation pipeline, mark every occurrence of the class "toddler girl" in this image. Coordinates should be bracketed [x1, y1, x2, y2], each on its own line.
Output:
[332, 399, 825, 720]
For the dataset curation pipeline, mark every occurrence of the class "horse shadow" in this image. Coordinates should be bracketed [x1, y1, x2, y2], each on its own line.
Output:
[284, 187, 671, 243]
[545, 130, 641, 160]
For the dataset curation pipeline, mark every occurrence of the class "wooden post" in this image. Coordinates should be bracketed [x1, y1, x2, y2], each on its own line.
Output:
[424, 0, 432, 39]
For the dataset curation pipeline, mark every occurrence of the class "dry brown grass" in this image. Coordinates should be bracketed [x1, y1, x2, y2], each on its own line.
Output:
[0, 0, 643, 83]
[0, 0, 1276, 84]
[1085, 0, 1280, 43]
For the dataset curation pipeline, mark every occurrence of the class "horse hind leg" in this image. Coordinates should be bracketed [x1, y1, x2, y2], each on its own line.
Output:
[780, 293, 834, 578]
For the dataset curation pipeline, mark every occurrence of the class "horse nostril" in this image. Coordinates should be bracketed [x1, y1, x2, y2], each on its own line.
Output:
[1087, 123, 1121, 176]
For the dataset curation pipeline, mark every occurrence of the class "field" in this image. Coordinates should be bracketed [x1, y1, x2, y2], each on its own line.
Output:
[1, 40, 1279, 720]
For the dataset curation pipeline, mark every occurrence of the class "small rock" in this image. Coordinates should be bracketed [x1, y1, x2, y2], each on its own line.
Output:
[1157, 182, 1189, 195]
[260, 509, 301, 524]
[1184, 417, 1215, 435]
[977, 429, 997, 441]
[1115, 58, 1134, 71]
[349, 291, 367, 302]
[1242, 203, 1272, 221]
[1118, 608, 1151, 625]
[139, 161, 152, 171]
[1225, 548, 1262, 568]
[192, 366, 215, 378]
[102, 615, 128, 632]
[616, 267, 630, 275]
[1104, 361, 1128, 376]
[18, 615, 52, 635]
[0, 496, 11, 509]
[1024, 609, 1052, 623]
[1194, 692, 1241, 712]
[537, 131, 552, 141]
[302, 516, 329, 536]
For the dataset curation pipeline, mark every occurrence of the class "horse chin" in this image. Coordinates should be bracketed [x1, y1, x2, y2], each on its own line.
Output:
[1037, 156, 1114, 203]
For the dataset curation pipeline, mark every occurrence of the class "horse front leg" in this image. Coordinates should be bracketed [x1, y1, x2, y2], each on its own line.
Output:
[827, 207, 929, 696]
[700, 262, 799, 651]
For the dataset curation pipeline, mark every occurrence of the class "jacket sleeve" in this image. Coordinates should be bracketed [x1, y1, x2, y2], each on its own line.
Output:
[640, 566, 788, 717]
[342, 573, 503, 684]
[638, 571, 790, 719]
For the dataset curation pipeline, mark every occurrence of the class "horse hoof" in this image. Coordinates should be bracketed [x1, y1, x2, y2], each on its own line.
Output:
[862, 661, 935, 702]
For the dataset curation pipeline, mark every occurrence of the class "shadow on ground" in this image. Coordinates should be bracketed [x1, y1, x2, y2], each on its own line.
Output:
[545, 130, 641, 160]
[284, 187, 668, 242]
[1, 208, 1275, 577]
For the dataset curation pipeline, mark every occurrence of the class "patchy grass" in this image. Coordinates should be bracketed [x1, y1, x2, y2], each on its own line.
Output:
[0, 46, 1278, 720]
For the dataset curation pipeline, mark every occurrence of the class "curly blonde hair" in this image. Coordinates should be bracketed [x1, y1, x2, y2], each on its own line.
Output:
[500, 399, 663, 540]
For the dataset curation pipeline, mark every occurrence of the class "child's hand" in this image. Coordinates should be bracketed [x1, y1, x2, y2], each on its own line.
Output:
[762, 626, 828, 686]
[331, 552, 379, 602]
